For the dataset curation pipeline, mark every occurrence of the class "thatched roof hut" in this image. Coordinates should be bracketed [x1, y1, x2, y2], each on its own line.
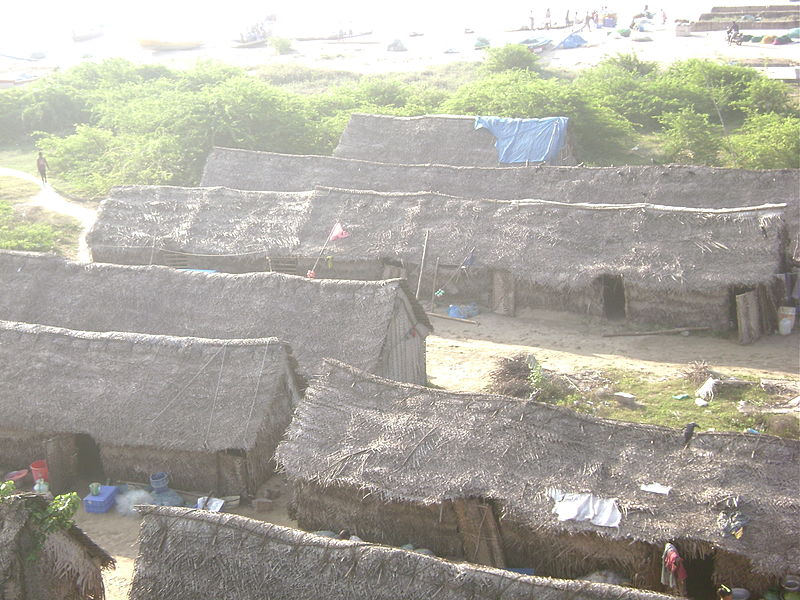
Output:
[0, 320, 300, 495]
[86, 185, 787, 329]
[0, 250, 430, 384]
[0, 492, 114, 600]
[276, 360, 800, 593]
[334, 114, 503, 166]
[199, 147, 799, 254]
[87, 185, 312, 267]
[199, 147, 799, 214]
[130, 505, 676, 600]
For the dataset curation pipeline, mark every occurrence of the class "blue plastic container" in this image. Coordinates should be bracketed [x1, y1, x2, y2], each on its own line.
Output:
[150, 472, 169, 491]
[83, 485, 118, 513]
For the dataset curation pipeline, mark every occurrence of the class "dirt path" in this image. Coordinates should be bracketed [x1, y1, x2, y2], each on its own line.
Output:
[427, 308, 800, 391]
[0, 167, 96, 262]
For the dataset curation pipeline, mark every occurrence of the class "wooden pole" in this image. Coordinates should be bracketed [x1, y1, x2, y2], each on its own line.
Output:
[426, 311, 478, 325]
[415, 230, 429, 300]
[602, 326, 710, 338]
[430, 257, 440, 310]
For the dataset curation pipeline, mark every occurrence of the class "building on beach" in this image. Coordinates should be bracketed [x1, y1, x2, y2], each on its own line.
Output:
[276, 360, 800, 595]
[130, 505, 677, 600]
[0, 250, 430, 384]
[0, 320, 301, 495]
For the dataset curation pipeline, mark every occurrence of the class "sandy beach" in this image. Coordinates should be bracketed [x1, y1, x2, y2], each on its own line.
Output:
[2, 21, 798, 85]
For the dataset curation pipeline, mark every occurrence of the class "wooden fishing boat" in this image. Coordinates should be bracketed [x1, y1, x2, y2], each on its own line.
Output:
[232, 37, 269, 48]
[138, 39, 204, 51]
[295, 30, 372, 42]
[72, 27, 104, 42]
[0, 74, 39, 89]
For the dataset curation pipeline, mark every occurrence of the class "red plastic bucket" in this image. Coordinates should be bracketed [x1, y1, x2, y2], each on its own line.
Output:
[30, 460, 48, 482]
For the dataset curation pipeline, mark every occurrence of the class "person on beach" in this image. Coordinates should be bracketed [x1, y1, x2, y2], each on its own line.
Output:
[36, 151, 49, 184]
[545, 7, 551, 29]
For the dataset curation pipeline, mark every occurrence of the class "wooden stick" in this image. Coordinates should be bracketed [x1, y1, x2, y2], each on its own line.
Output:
[426, 312, 478, 325]
[430, 257, 440, 310]
[602, 326, 710, 338]
[415, 230, 429, 300]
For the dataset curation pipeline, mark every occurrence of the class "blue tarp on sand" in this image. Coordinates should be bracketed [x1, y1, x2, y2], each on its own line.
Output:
[556, 33, 587, 49]
[475, 116, 569, 164]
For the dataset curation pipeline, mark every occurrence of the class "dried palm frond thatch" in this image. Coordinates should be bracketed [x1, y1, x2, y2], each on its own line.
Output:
[0, 493, 113, 600]
[0, 320, 298, 454]
[0, 250, 430, 380]
[130, 505, 675, 600]
[277, 360, 800, 579]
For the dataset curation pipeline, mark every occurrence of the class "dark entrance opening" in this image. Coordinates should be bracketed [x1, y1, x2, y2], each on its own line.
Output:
[684, 554, 716, 600]
[76, 434, 105, 480]
[600, 274, 626, 319]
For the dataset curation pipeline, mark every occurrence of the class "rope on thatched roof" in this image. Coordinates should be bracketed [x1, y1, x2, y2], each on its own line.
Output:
[131, 505, 676, 600]
[276, 360, 800, 576]
[0, 250, 431, 376]
[300, 188, 787, 291]
[0, 319, 297, 453]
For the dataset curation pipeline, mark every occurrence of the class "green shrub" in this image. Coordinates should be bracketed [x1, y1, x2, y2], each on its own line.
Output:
[722, 113, 800, 169]
[443, 70, 633, 164]
[481, 44, 541, 73]
[657, 108, 723, 165]
[270, 37, 293, 55]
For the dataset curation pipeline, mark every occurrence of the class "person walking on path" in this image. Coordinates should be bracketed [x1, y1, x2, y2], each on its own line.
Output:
[36, 151, 49, 185]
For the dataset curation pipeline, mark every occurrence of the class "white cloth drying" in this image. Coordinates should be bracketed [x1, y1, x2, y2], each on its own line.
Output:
[548, 488, 622, 527]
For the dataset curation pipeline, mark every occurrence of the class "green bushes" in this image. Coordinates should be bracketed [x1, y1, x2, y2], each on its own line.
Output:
[481, 44, 541, 73]
[443, 70, 633, 164]
[0, 200, 58, 252]
[1, 56, 796, 198]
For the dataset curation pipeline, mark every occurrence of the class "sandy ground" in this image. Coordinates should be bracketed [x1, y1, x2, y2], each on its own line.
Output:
[427, 307, 800, 390]
[73, 475, 298, 600]
[1, 23, 798, 82]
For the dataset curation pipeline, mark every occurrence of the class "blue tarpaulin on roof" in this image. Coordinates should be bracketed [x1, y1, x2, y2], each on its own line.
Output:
[475, 116, 569, 164]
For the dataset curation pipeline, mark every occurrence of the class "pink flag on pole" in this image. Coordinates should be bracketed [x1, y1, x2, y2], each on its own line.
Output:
[328, 222, 350, 241]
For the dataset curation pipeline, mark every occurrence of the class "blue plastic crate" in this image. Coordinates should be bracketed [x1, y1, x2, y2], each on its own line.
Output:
[83, 485, 118, 513]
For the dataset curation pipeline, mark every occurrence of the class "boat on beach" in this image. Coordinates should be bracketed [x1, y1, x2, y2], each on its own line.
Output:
[138, 39, 204, 52]
[72, 26, 104, 42]
[295, 30, 372, 42]
[0, 73, 39, 89]
[232, 38, 269, 48]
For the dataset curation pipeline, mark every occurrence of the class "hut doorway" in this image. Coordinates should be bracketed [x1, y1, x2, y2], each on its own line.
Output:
[600, 275, 626, 319]
[76, 434, 105, 480]
[684, 554, 716, 599]
[453, 498, 506, 568]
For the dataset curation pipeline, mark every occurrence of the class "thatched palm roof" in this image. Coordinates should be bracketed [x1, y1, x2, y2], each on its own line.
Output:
[0, 250, 429, 378]
[87, 185, 312, 259]
[86, 185, 785, 291]
[0, 320, 296, 452]
[276, 360, 800, 576]
[0, 492, 114, 600]
[199, 147, 799, 217]
[334, 114, 501, 166]
[131, 505, 675, 600]
[304, 188, 785, 290]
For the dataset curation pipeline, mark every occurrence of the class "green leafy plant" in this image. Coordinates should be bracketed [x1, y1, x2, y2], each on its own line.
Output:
[0, 483, 81, 560]
[481, 44, 541, 73]
[270, 37, 294, 55]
